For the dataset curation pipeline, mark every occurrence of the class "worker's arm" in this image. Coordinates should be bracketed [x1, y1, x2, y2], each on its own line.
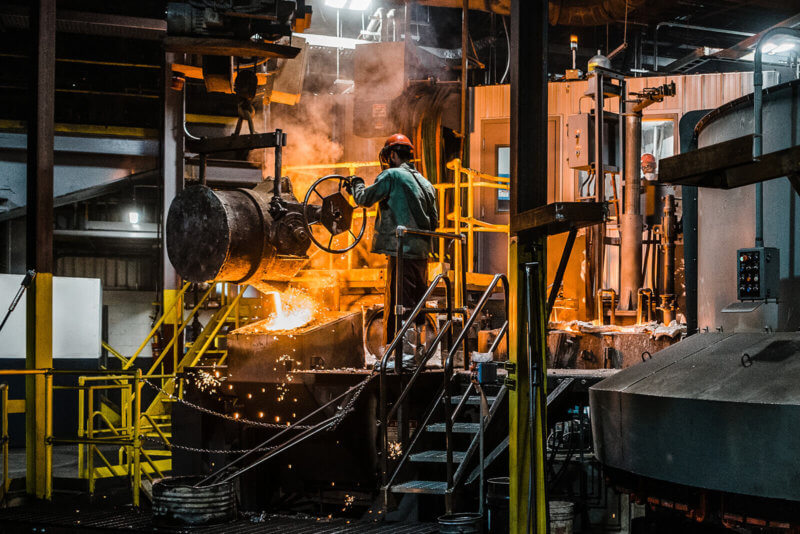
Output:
[350, 172, 392, 207]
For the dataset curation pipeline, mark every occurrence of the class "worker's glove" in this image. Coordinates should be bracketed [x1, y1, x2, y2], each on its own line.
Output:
[345, 176, 364, 195]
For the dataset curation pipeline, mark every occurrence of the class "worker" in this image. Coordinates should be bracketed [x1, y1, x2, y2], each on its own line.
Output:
[641, 153, 657, 181]
[346, 134, 438, 367]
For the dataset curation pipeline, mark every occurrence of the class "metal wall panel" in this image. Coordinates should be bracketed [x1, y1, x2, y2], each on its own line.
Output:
[0, 274, 101, 358]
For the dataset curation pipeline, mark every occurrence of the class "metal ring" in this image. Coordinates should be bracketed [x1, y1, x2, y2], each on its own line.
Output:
[641, 351, 652, 362]
[741, 353, 753, 368]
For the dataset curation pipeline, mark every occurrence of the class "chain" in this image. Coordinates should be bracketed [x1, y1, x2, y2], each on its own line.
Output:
[142, 378, 312, 430]
[331, 373, 375, 430]
[141, 435, 277, 454]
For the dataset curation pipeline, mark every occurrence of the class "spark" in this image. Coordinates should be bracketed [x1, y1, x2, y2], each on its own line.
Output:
[388, 441, 402, 460]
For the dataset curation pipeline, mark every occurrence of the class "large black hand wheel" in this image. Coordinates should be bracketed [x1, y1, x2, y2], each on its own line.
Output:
[302, 174, 368, 254]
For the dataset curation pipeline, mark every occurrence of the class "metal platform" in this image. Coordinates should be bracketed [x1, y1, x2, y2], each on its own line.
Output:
[390, 480, 448, 495]
[509, 201, 606, 235]
[0, 505, 437, 534]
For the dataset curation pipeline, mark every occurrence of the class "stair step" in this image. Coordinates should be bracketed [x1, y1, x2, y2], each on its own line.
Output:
[451, 395, 496, 405]
[391, 480, 447, 495]
[409, 450, 466, 463]
[427, 422, 480, 433]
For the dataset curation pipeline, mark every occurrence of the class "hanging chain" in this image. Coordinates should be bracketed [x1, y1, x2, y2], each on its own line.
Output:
[141, 435, 277, 454]
[330, 373, 375, 430]
[142, 378, 311, 430]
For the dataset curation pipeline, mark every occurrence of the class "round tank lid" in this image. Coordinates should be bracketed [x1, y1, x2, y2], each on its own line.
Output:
[166, 185, 229, 282]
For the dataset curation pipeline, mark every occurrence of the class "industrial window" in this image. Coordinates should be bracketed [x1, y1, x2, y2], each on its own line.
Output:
[641, 117, 676, 165]
[496, 145, 510, 212]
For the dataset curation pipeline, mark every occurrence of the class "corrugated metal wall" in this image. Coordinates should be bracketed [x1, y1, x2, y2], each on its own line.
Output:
[56, 256, 156, 291]
[470, 72, 765, 202]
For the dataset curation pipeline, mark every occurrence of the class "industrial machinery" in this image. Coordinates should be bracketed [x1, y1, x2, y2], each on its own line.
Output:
[592, 31, 800, 529]
[167, 130, 367, 285]
[166, 1, 310, 41]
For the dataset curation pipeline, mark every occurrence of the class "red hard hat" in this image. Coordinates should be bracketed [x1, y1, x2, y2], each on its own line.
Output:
[641, 153, 656, 166]
[384, 133, 414, 151]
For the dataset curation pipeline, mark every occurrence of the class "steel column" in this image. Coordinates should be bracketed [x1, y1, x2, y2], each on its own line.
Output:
[161, 52, 185, 363]
[619, 110, 642, 310]
[25, 0, 55, 500]
[509, 0, 548, 531]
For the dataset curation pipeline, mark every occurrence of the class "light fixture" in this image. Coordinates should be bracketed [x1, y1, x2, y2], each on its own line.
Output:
[347, 0, 371, 10]
[324, 0, 347, 8]
[128, 211, 140, 224]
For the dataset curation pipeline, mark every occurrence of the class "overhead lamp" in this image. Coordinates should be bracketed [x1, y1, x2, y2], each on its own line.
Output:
[324, 0, 348, 7]
[128, 210, 140, 225]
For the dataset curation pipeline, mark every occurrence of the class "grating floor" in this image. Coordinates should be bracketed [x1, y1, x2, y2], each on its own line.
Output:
[0, 505, 438, 534]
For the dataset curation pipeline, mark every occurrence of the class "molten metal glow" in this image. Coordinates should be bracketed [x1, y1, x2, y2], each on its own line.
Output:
[257, 287, 316, 332]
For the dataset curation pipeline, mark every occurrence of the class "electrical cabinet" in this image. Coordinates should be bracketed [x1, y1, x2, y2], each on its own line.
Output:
[565, 112, 619, 171]
[737, 247, 780, 301]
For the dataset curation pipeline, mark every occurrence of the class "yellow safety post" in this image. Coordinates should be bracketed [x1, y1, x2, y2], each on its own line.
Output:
[453, 159, 463, 307]
[87, 384, 95, 495]
[133, 369, 142, 507]
[45, 371, 53, 500]
[1, 384, 8, 496]
[26, 272, 53, 499]
[465, 161, 475, 271]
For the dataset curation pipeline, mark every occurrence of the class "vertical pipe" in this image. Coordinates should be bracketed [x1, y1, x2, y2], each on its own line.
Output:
[274, 129, 283, 196]
[592, 72, 606, 316]
[461, 0, 469, 159]
[755, 183, 764, 247]
[660, 195, 676, 324]
[25, 0, 55, 500]
[619, 110, 643, 310]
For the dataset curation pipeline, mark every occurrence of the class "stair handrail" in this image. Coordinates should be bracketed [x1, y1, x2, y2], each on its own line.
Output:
[379, 272, 452, 489]
[443, 273, 509, 507]
[122, 282, 192, 370]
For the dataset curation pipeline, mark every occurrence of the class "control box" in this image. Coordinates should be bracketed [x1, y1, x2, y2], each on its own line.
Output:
[566, 112, 619, 171]
[737, 247, 780, 301]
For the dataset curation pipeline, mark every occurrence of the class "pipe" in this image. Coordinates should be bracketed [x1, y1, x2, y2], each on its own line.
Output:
[274, 128, 283, 198]
[753, 28, 800, 247]
[659, 194, 676, 324]
[653, 22, 753, 72]
[619, 108, 642, 310]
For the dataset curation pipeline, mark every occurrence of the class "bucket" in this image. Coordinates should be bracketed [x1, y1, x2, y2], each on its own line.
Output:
[438, 512, 483, 533]
[152, 476, 237, 526]
[486, 477, 509, 534]
[549, 500, 575, 534]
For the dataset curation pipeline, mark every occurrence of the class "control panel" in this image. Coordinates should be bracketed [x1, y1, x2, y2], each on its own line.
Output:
[737, 247, 780, 301]
[566, 112, 619, 171]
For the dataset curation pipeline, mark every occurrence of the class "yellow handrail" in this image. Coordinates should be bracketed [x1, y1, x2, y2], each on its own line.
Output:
[123, 282, 192, 369]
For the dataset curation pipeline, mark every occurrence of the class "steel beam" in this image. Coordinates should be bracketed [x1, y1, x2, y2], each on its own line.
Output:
[508, 0, 548, 531]
[0, 132, 158, 157]
[25, 0, 55, 500]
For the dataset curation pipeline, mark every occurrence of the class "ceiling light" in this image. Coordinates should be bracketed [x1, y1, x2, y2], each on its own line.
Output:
[128, 211, 140, 225]
[324, 0, 347, 7]
[347, 0, 372, 10]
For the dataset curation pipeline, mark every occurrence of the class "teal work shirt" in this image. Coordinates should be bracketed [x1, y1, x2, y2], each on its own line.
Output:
[352, 163, 438, 259]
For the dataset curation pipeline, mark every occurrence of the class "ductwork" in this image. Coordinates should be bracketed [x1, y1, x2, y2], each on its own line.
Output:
[415, 0, 645, 26]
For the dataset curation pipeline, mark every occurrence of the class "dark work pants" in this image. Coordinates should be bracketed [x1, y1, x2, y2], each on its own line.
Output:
[383, 255, 429, 345]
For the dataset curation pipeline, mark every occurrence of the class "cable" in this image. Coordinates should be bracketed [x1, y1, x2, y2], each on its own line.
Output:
[500, 16, 510, 84]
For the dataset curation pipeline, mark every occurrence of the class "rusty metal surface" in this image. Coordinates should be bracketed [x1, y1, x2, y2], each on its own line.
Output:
[547, 330, 677, 369]
[166, 183, 310, 284]
[591, 332, 800, 502]
[227, 311, 365, 382]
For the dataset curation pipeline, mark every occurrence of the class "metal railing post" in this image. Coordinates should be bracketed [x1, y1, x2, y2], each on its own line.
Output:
[45, 372, 53, 500]
[77, 377, 85, 478]
[133, 369, 142, 507]
[88, 386, 95, 495]
[1, 385, 8, 496]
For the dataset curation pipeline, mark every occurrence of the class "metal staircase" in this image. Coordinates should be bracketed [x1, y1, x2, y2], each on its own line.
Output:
[80, 282, 255, 497]
[388, 385, 508, 497]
